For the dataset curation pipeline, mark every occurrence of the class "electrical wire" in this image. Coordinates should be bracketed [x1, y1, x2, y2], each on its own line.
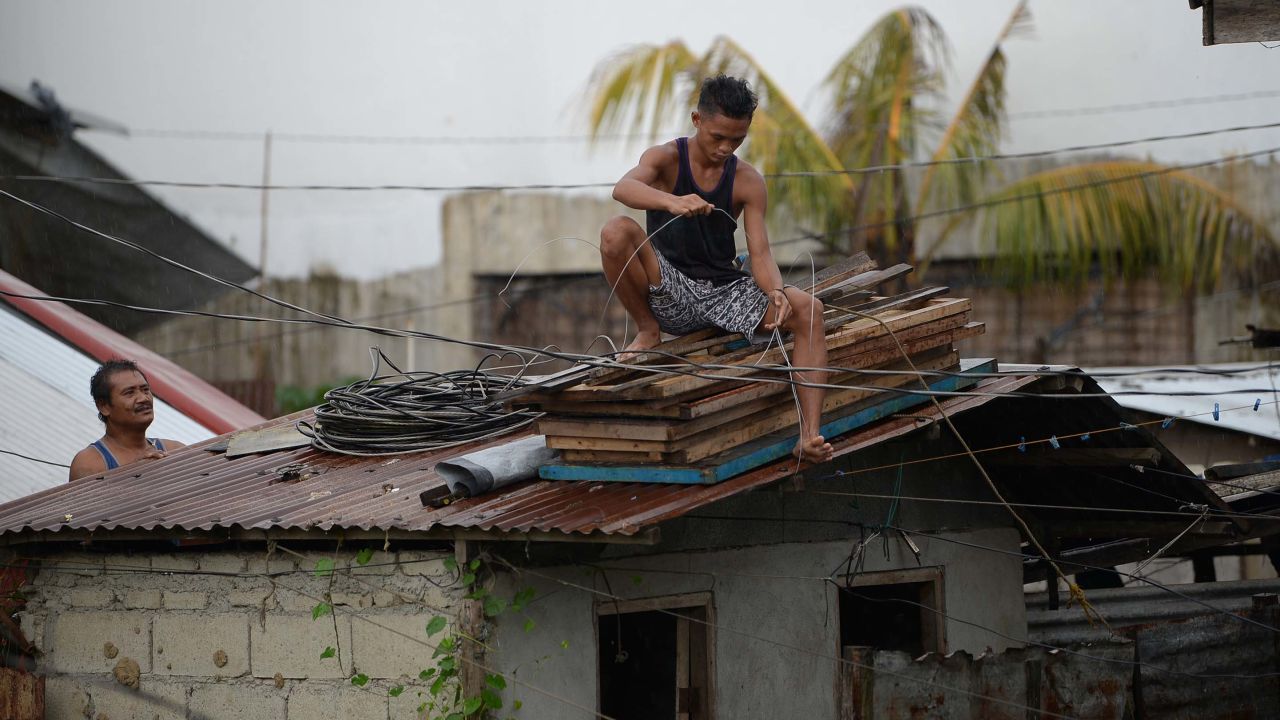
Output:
[108, 88, 1280, 145]
[17, 119, 1280, 192]
[0, 448, 69, 468]
[296, 349, 543, 456]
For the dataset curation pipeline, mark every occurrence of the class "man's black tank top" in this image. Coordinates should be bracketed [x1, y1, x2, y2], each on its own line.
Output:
[645, 137, 748, 286]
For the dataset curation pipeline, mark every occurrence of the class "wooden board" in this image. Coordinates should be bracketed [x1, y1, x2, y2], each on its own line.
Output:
[538, 359, 997, 484]
[535, 350, 960, 443]
[558, 298, 974, 401]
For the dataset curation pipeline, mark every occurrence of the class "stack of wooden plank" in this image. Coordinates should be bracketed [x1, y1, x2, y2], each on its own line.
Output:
[517, 254, 992, 484]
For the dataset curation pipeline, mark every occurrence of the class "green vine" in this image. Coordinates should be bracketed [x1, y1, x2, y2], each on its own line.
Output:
[311, 549, 536, 719]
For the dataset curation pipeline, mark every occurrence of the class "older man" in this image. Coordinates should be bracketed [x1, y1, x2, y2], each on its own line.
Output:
[69, 359, 185, 481]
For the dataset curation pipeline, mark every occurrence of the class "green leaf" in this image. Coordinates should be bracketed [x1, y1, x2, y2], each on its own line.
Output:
[483, 597, 507, 617]
[320, 646, 336, 659]
[464, 587, 490, 600]
[523, 618, 535, 633]
[560, 639, 570, 649]
[311, 602, 332, 620]
[460, 572, 477, 586]
[443, 557, 458, 572]
[631, 575, 643, 586]
[355, 547, 374, 566]
[313, 557, 334, 577]
[388, 685, 405, 697]
[513, 699, 523, 711]
[417, 702, 427, 714]
[469, 558, 481, 571]
[512, 587, 535, 610]
[485, 673, 507, 690]
[439, 657, 457, 672]
[463, 696, 483, 715]
[481, 688, 503, 710]
[430, 674, 447, 696]
[350, 673, 370, 687]
[445, 713, 462, 720]
[426, 615, 448, 636]
[419, 667, 436, 681]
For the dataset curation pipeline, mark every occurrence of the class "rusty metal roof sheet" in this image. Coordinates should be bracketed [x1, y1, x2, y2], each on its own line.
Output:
[0, 375, 1036, 542]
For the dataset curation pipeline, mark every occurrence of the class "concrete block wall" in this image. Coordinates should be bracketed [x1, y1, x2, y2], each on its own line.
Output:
[20, 548, 464, 720]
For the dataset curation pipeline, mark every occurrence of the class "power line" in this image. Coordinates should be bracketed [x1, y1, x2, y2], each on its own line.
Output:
[105, 89, 1280, 145]
[19, 119, 1280, 193]
[0, 448, 69, 468]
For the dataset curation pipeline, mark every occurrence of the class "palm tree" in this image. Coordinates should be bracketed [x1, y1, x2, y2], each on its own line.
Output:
[583, 2, 1273, 293]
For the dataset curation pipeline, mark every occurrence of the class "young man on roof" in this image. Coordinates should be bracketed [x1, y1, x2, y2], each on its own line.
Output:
[69, 359, 185, 481]
[600, 75, 833, 463]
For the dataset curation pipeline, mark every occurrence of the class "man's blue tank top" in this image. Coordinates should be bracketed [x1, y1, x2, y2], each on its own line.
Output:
[90, 438, 166, 470]
[645, 137, 748, 286]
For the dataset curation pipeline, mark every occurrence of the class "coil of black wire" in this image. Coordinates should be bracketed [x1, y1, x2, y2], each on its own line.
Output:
[296, 349, 544, 456]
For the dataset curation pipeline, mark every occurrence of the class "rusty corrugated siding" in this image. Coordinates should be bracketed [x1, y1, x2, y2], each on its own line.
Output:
[0, 376, 1030, 540]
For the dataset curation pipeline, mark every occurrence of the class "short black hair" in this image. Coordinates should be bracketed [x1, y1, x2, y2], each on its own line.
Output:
[91, 358, 144, 423]
[697, 75, 758, 119]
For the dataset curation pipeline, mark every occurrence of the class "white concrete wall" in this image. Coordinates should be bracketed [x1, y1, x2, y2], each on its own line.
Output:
[488, 528, 1026, 720]
[19, 548, 463, 720]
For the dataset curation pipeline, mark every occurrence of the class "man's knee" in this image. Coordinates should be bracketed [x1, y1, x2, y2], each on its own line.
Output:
[786, 292, 824, 332]
[600, 216, 641, 258]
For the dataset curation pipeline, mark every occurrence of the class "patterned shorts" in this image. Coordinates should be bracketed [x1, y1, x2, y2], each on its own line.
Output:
[648, 251, 771, 340]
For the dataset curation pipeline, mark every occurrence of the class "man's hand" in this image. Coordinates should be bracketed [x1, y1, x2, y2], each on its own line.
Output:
[667, 193, 714, 217]
[764, 288, 793, 330]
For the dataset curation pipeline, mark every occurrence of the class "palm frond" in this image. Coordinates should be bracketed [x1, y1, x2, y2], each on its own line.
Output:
[913, 0, 1030, 222]
[974, 160, 1276, 291]
[820, 7, 949, 253]
[583, 41, 701, 144]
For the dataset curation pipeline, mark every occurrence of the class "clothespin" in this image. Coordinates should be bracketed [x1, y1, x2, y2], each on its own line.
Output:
[1080, 433, 1091, 442]
[1017, 436, 1027, 453]
[1161, 417, 1175, 429]
[1120, 422, 1138, 431]
[1048, 435, 1060, 450]
[1255, 399, 1263, 412]
[1213, 402, 1220, 421]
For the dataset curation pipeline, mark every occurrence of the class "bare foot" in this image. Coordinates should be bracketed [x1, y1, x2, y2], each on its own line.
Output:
[617, 330, 661, 362]
[793, 434, 834, 464]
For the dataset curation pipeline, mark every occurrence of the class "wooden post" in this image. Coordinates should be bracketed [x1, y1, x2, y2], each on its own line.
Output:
[839, 646, 874, 720]
[455, 539, 487, 711]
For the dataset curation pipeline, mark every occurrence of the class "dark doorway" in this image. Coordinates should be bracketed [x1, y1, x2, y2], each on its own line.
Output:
[598, 597, 712, 720]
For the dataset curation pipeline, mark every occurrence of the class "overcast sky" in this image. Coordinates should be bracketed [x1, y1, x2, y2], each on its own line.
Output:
[3, 0, 1279, 279]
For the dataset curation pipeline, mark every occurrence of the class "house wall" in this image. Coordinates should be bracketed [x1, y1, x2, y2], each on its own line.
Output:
[15, 547, 463, 719]
[488, 527, 1026, 720]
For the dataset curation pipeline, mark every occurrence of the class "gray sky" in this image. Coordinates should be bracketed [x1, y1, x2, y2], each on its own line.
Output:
[3, 0, 1279, 278]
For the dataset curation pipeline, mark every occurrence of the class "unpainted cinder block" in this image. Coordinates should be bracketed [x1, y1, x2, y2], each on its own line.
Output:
[397, 553, 451, 578]
[251, 615, 353, 679]
[344, 550, 397, 576]
[350, 613, 442, 679]
[67, 588, 115, 608]
[162, 591, 208, 610]
[53, 553, 103, 577]
[17, 611, 44, 651]
[228, 587, 277, 608]
[152, 555, 198, 573]
[198, 553, 247, 575]
[46, 612, 151, 674]
[246, 554, 297, 575]
[286, 683, 388, 719]
[123, 590, 163, 610]
[88, 680, 187, 720]
[101, 554, 150, 576]
[44, 675, 90, 720]
[189, 682, 286, 720]
[153, 614, 249, 677]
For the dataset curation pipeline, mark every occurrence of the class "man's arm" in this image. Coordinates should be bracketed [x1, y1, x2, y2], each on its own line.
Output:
[737, 168, 792, 329]
[613, 145, 713, 217]
[68, 447, 107, 482]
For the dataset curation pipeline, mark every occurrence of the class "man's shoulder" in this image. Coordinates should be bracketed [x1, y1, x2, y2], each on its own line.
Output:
[642, 141, 680, 164]
[68, 444, 107, 481]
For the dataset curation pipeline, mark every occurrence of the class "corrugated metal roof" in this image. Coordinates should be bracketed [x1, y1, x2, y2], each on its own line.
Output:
[1086, 362, 1280, 441]
[0, 269, 266, 434]
[0, 304, 214, 503]
[0, 375, 1039, 541]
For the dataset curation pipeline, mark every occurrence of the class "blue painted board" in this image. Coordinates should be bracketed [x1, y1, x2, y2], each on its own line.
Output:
[539, 359, 997, 485]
